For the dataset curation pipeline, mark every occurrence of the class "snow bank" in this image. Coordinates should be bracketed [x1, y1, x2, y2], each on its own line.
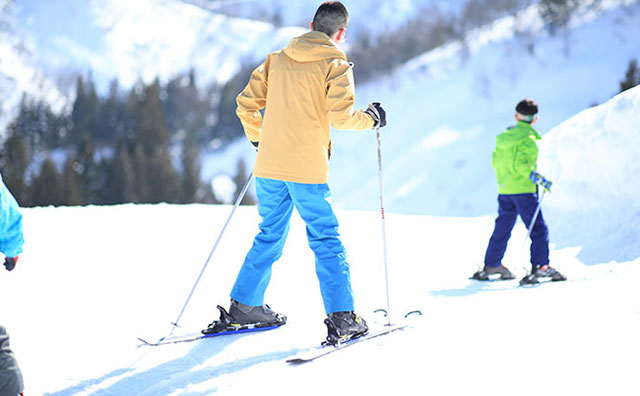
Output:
[539, 85, 640, 264]
[4, 204, 639, 395]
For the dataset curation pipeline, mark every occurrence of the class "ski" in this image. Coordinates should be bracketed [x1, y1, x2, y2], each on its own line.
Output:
[286, 323, 407, 364]
[519, 275, 567, 286]
[469, 276, 514, 282]
[469, 277, 568, 287]
[520, 267, 567, 285]
[138, 322, 284, 347]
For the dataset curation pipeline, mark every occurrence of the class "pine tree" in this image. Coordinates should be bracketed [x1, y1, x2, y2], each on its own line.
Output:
[95, 78, 125, 144]
[31, 157, 64, 207]
[75, 133, 100, 204]
[70, 75, 99, 144]
[0, 127, 31, 205]
[233, 157, 255, 205]
[212, 65, 253, 143]
[10, 94, 56, 155]
[163, 69, 210, 145]
[181, 133, 202, 203]
[61, 155, 84, 205]
[103, 138, 135, 204]
[620, 58, 640, 93]
[131, 144, 151, 203]
[131, 80, 180, 203]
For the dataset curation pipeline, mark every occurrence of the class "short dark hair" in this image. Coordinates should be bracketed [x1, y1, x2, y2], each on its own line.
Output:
[312, 1, 349, 37]
[515, 99, 538, 116]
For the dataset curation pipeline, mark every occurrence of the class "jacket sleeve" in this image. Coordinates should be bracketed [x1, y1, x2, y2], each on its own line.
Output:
[236, 57, 270, 143]
[326, 59, 375, 130]
[0, 177, 24, 258]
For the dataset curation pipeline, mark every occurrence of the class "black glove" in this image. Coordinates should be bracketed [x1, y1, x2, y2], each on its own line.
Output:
[4, 256, 17, 272]
[250, 141, 259, 151]
[365, 102, 387, 128]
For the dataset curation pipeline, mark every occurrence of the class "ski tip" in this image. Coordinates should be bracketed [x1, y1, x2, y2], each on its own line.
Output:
[373, 308, 388, 317]
[137, 338, 153, 347]
[404, 310, 422, 318]
[286, 358, 308, 364]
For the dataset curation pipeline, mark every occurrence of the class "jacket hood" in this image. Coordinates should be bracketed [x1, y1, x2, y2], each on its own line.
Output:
[497, 121, 541, 147]
[283, 31, 347, 63]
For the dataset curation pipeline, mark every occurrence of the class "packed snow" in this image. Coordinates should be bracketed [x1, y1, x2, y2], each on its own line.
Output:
[2, 1, 640, 394]
[1, 86, 639, 395]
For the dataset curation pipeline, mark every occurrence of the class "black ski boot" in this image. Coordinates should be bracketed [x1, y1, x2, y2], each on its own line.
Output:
[323, 311, 368, 346]
[471, 265, 515, 281]
[228, 299, 286, 325]
[520, 265, 566, 285]
[202, 300, 286, 335]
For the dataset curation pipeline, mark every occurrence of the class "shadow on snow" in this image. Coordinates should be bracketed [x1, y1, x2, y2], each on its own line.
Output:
[46, 333, 306, 395]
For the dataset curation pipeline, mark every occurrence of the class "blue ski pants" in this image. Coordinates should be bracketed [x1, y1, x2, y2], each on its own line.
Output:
[230, 177, 354, 314]
[484, 193, 549, 269]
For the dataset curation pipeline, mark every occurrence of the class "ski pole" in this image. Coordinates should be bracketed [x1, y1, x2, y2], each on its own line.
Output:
[527, 189, 545, 240]
[167, 172, 255, 338]
[374, 122, 392, 328]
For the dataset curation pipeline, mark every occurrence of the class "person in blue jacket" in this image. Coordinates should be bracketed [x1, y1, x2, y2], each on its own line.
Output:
[0, 173, 25, 396]
[0, 174, 23, 271]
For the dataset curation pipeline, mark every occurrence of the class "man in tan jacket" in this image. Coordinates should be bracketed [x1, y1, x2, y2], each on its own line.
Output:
[225, 1, 386, 344]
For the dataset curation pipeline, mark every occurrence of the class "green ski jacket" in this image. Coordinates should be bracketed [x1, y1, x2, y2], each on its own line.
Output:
[492, 121, 541, 194]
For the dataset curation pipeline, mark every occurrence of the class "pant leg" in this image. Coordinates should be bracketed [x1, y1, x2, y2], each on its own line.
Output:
[513, 193, 550, 267]
[287, 182, 354, 314]
[484, 195, 518, 267]
[230, 177, 294, 306]
[0, 324, 24, 395]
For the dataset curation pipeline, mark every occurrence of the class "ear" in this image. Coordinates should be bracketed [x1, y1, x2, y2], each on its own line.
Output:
[336, 27, 346, 41]
[532, 116, 539, 125]
[309, 21, 313, 31]
[514, 114, 519, 121]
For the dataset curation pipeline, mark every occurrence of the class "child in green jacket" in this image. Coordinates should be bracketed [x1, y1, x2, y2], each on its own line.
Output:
[473, 99, 565, 284]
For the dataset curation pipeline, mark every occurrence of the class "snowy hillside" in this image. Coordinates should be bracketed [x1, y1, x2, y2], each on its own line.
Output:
[539, 84, 640, 264]
[325, 0, 640, 217]
[1, 0, 306, 137]
[7, 0, 468, 98]
[201, 0, 640, 217]
[6, 0, 639, 212]
[10, 0, 310, 92]
[1, 86, 639, 395]
[0, 14, 65, 136]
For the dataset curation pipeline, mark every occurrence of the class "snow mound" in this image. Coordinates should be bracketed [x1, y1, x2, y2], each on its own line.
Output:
[540, 85, 640, 264]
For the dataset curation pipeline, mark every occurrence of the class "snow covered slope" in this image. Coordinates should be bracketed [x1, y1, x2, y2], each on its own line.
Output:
[0, 18, 65, 136]
[14, 0, 307, 92]
[202, 1, 640, 218]
[2, 202, 638, 395]
[326, 0, 640, 217]
[539, 84, 640, 264]
[0, 82, 638, 396]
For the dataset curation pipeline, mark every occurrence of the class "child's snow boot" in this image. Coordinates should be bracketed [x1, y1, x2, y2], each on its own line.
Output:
[471, 265, 515, 281]
[520, 265, 566, 285]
